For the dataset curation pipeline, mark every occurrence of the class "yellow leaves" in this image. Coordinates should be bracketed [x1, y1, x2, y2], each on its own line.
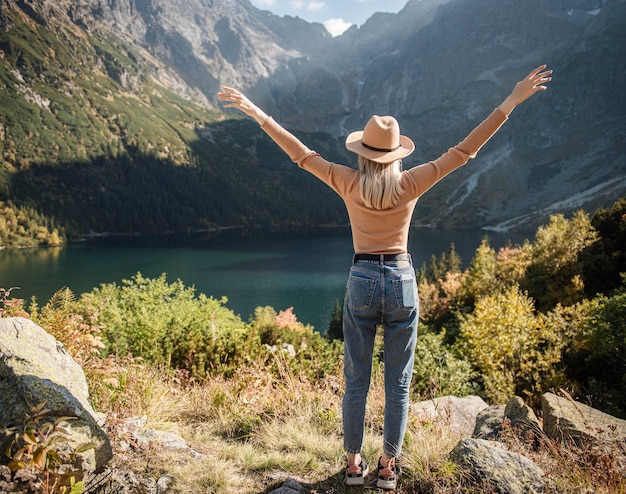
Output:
[32, 287, 107, 367]
[457, 284, 566, 404]
[0, 200, 65, 248]
[3, 402, 94, 494]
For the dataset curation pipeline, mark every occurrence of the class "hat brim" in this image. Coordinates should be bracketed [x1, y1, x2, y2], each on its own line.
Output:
[345, 131, 415, 163]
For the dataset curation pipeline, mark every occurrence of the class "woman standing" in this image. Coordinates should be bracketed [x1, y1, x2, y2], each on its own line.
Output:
[218, 64, 552, 490]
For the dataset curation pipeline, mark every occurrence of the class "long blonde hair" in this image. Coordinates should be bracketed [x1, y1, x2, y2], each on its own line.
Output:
[358, 156, 403, 210]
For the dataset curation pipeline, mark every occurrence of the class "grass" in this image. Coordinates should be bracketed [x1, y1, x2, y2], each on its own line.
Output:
[91, 354, 464, 494]
[89, 351, 626, 494]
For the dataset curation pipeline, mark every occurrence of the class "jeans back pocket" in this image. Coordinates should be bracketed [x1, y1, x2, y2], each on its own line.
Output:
[392, 276, 417, 311]
[346, 271, 377, 311]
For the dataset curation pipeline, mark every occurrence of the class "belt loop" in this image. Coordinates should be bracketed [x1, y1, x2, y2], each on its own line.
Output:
[379, 254, 384, 264]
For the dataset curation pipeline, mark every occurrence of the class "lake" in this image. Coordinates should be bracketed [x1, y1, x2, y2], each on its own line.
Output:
[0, 227, 527, 331]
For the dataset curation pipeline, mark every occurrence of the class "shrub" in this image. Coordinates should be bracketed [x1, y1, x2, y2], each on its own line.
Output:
[581, 196, 626, 297]
[75, 274, 344, 382]
[0, 287, 28, 318]
[565, 281, 626, 418]
[249, 306, 344, 381]
[79, 273, 258, 377]
[522, 211, 597, 311]
[411, 328, 475, 399]
[456, 285, 569, 405]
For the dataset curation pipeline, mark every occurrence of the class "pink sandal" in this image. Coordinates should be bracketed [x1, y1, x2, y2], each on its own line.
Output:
[377, 457, 401, 490]
[345, 458, 369, 486]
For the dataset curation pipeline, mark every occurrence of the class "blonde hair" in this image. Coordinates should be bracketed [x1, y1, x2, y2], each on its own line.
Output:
[358, 156, 403, 210]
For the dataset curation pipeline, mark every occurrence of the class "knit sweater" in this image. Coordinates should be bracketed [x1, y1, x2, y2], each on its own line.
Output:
[260, 109, 508, 254]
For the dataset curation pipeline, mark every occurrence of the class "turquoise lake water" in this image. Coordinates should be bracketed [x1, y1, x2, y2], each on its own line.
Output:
[0, 227, 526, 331]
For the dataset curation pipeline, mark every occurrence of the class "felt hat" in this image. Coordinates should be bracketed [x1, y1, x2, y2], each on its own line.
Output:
[345, 115, 415, 163]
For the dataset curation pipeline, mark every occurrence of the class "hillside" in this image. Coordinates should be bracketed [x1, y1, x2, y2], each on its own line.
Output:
[0, 0, 345, 238]
[0, 0, 625, 241]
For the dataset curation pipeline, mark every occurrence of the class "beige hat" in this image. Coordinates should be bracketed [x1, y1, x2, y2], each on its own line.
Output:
[345, 115, 415, 163]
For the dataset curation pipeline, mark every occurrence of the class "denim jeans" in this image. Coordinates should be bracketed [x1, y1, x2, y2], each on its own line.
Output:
[342, 256, 418, 458]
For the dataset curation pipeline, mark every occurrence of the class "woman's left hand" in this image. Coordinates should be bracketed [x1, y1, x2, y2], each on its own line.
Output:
[217, 86, 269, 124]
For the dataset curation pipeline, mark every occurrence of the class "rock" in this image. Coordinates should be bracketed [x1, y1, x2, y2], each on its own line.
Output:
[505, 397, 539, 426]
[268, 477, 304, 494]
[135, 429, 205, 459]
[542, 392, 626, 446]
[0, 317, 112, 471]
[412, 395, 489, 436]
[504, 396, 542, 443]
[473, 397, 542, 443]
[450, 438, 545, 494]
[473, 404, 506, 439]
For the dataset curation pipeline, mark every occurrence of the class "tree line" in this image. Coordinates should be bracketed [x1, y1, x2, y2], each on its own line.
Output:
[3, 197, 625, 418]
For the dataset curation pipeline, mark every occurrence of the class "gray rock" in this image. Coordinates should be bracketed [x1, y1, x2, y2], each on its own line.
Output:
[0, 317, 112, 471]
[412, 395, 489, 436]
[135, 429, 205, 459]
[473, 404, 506, 439]
[504, 396, 542, 443]
[268, 477, 304, 494]
[450, 438, 545, 493]
[542, 392, 626, 446]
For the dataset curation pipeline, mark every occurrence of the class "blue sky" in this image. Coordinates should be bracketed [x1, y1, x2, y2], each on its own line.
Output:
[249, 0, 410, 36]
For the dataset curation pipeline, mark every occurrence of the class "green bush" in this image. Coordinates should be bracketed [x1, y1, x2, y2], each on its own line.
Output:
[77, 274, 344, 381]
[522, 211, 597, 311]
[249, 306, 344, 381]
[581, 197, 626, 297]
[411, 328, 475, 399]
[79, 273, 257, 377]
[566, 281, 626, 418]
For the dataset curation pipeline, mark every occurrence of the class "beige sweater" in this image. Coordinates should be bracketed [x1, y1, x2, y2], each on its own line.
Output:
[261, 109, 508, 254]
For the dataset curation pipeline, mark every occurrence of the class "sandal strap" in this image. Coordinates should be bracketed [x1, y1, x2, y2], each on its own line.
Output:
[378, 466, 396, 479]
[347, 458, 368, 477]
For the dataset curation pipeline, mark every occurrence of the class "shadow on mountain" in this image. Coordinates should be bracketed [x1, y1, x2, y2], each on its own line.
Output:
[5, 118, 346, 238]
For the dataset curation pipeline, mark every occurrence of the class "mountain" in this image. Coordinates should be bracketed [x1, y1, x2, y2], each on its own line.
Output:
[0, 0, 624, 239]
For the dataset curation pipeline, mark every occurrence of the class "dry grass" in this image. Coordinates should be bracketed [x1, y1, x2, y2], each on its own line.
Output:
[90, 355, 625, 494]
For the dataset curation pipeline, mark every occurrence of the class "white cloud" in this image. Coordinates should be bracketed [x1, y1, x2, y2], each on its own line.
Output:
[307, 1, 326, 11]
[255, 0, 277, 6]
[289, 0, 305, 9]
[324, 17, 353, 36]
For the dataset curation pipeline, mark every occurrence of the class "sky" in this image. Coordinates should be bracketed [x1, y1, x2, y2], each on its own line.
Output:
[249, 0, 410, 37]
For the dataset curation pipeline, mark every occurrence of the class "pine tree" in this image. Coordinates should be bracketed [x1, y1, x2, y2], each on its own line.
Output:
[326, 299, 344, 341]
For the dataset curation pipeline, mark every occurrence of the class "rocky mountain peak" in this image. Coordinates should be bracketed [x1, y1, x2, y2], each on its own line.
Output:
[1, 0, 624, 233]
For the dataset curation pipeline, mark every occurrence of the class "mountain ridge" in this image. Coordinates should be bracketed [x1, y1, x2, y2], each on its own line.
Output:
[0, 0, 624, 239]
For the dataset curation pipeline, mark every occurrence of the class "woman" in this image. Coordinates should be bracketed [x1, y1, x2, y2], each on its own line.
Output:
[217, 64, 552, 490]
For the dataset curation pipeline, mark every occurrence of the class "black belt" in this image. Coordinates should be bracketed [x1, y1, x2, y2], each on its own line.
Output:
[353, 253, 411, 263]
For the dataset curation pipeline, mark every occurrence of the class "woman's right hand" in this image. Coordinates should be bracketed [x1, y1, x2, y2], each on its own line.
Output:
[498, 65, 553, 116]
[217, 86, 269, 124]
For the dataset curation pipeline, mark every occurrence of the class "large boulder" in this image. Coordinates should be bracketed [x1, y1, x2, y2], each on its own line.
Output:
[542, 392, 626, 446]
[411, 395, 489, 436]
[0, 317, 112, 472]
[473, 397, 542, 443]
[450, 438, 545, 494]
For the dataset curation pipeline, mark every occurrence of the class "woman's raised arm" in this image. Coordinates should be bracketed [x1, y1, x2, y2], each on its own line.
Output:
[217, 86, 269, 124]
[497, 64, 553, 116]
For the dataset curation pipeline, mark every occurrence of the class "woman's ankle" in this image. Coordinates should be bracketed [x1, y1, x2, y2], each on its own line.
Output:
[380, 453, 395, 469]
[347, 452, 362, 466]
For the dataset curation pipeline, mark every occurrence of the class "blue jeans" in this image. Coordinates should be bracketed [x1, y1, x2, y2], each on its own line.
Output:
[342, 256, 418, 458]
